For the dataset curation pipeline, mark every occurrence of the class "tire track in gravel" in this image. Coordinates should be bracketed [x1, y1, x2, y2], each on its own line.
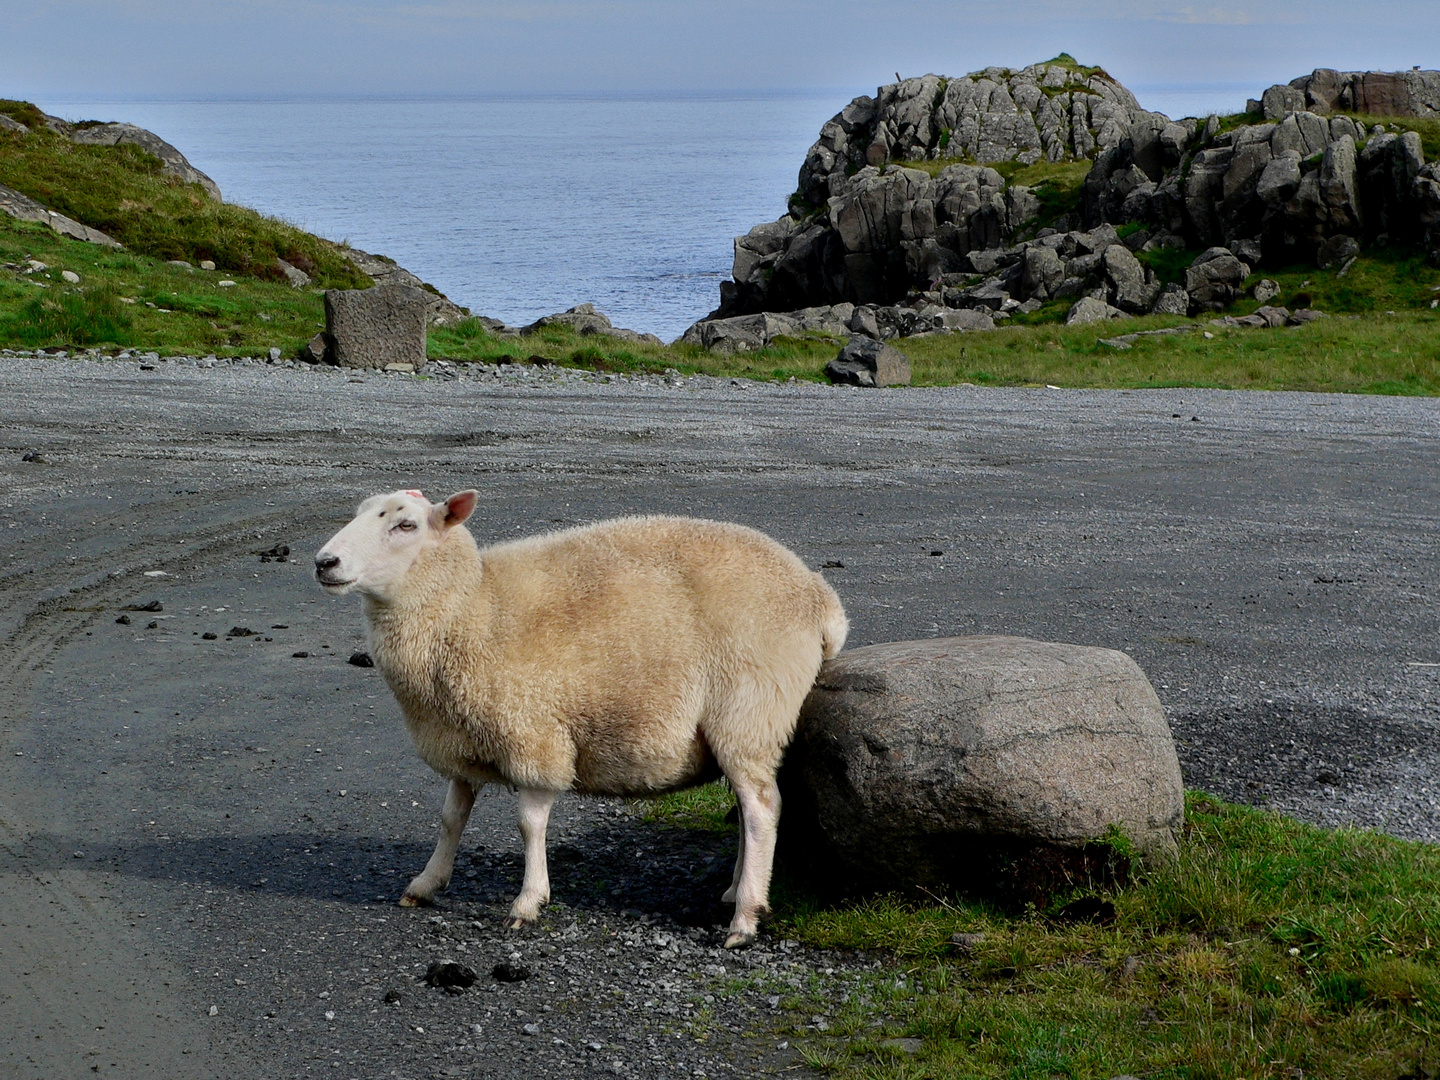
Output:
[0, 496, 320, 1080]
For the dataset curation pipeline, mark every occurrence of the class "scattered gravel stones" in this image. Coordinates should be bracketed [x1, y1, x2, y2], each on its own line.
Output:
[347, 651, 374, 668]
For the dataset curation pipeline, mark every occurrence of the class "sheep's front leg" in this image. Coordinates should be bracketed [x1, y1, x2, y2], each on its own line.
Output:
[400, 778, 477, 906]
[723, 779, 780, 949]
[508, 788, 559, 928]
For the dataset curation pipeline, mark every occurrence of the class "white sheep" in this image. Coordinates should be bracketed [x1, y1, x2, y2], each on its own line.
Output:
[314, 489, 847, 948]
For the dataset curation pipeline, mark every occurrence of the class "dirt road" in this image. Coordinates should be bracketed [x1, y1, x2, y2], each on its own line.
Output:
[2, 355, 1438, 1077]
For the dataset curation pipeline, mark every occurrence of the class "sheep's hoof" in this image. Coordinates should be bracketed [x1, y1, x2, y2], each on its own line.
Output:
[398, 892, 431, 908]
[508, 917, 528, 931]
[723, 929, 756, 950]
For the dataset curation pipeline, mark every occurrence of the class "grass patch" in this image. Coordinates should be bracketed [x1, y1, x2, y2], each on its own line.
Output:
[0, 216, 327, 354]
[633, 779, 736, 832]
[748, 793, 1440, 1078]
[0, 113, 368, 288]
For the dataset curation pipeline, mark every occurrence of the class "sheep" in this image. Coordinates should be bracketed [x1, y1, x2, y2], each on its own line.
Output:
[314, 489, 847, 948]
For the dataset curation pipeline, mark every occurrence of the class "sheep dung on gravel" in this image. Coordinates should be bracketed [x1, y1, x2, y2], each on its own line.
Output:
[314, 489, 848, 948]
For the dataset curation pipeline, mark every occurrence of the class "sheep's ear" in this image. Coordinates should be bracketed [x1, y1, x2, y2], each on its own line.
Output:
[434, 490, 477, 530]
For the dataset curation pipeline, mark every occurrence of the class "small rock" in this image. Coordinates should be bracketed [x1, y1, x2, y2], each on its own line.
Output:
[199, 260, 216, 271]
[949, 931, 986, 952]
[167, 259, 194, 270]
[423, 960, 478, 991]
[217, 280, 237, 287]
[348, 651, 374, 668]
[292, 650, 309, 658]
[825, 337, 910, 388]
[61, 270, 80, 284]
[492, 960, 532, 983]
[20, 451, 45, 463]
[123, 600, 163, 612]
[1065, 296, 1124, 326]
[1316, 768, 1342, 785]
[1252, 279, 1281, 304]
[146, 620, 158, 629]
[821, 560, 845, 569]
[383, 989, 402, 1004]
[267, 347, 282, 362]
[208, 1005, 219, 1017]
[522, 1023, 541, 1036]
[202, 632, 218, 640]
[877, 1038, 924, 1054]
[116, 614, 131, 625]
[227, 626, 256, 637]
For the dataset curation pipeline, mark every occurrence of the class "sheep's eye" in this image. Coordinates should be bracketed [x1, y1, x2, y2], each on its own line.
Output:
[395, 519, 417, 532]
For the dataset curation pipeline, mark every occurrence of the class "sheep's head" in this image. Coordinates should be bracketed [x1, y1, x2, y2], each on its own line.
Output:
[315, 489, 477, 600]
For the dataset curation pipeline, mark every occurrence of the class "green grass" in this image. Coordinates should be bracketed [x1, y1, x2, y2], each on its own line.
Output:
[0, 216, 327, 354]
[643, 788, 1440, 1078]
[633, 780, 736, 832]
[0, 104, 369, 288]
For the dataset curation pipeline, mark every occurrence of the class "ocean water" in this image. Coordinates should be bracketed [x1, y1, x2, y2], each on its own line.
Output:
[34, 86, 1246, 340]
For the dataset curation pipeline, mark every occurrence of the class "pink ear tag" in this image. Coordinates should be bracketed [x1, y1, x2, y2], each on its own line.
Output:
[403, 489, 424, 499]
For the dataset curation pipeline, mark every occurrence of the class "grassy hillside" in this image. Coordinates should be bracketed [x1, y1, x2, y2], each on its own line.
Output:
[0, 99, 368, 289]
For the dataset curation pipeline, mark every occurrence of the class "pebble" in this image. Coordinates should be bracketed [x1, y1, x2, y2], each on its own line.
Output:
[61, 270, 80, 284]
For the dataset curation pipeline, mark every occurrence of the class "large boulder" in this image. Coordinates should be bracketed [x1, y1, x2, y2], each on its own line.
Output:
[324, 284, 431, 370]
[824, 336, 911, 387]
[779, 636, 1184, 890]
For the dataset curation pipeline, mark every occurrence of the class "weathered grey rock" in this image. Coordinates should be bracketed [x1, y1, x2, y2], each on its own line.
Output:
[1262, 68, 1440, 119]
[1184, 247, 1250, 309]
[824, 337, 910, 387]
[302, 332, 330, 365]
[324, 284, 430, 371]
[1066, 296, 1124, 325]
[1102, 244, 1157, 314]
[276, 258, 311, 289]
[1150, 282, 1190, 316]
[1252, 279, 1282, 304]
[1316, 234, 1360, 269]
[0, 183, 121, 247]
[779, 636, 1184, 888]
[1022, 245, 1066, 301]
[0, 114, 25, 134]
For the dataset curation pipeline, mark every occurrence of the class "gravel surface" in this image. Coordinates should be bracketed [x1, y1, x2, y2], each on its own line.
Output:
[2, 353, 1439, 1077]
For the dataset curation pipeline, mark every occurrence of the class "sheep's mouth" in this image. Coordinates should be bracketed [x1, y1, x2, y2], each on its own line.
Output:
[316, 574, 355, 590]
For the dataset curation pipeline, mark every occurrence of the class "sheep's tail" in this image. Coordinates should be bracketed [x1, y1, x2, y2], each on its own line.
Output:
[816, 577, 849, 659]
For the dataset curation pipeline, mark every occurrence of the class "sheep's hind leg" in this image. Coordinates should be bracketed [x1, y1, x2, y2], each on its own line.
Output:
[508, 788, 559, 929]
[723, 778, 780, 950]
[721, 803, 746, 904]
[400, 778, 477, 906]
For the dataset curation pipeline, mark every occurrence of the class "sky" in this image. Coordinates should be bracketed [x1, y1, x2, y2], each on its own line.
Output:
[4, 0, 1439, 106]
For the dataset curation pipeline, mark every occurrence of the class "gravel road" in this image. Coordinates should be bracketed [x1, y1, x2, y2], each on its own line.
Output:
[2, 354, 1439, 1078]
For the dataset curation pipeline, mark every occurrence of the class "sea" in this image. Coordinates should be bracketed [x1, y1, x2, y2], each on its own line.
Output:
[33, 86, 1248, 341]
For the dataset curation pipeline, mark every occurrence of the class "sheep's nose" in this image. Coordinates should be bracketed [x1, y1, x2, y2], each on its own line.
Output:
[315, 552, 341, 573]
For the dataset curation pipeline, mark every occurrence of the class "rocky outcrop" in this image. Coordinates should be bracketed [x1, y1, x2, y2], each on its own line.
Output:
[708, 63, 1440, 334]
[0, 183, 121, 247]
[518, 303, 663, 345]
[795, 58, 1144, 211]
[778, 636, 1184, 891]
[1253, 68, 1440, 121]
